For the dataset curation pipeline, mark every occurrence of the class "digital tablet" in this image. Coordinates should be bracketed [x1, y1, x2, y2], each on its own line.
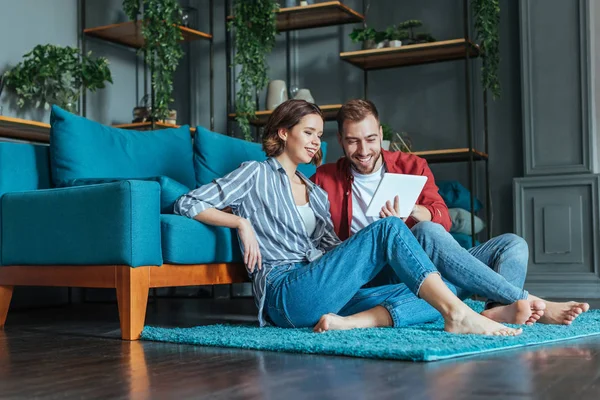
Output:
[365, 173, 428, 218]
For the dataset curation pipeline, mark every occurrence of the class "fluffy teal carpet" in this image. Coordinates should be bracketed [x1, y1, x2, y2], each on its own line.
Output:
[141, 301, 600, 361]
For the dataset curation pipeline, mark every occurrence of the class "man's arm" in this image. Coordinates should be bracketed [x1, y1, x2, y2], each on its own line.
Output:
[410, 160, 452, 231]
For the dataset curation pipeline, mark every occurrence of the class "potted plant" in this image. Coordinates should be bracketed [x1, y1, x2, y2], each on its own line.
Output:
[381, 123, 394, 150]
[123, 0, 184, 122]
[1, 44, 112, 113]
[349, 27, 386, 50]
[381, 123, 412, 152]
[397, 20, 436, 45]
[229, 0, 279, 141]
[384, 26, 409, 48]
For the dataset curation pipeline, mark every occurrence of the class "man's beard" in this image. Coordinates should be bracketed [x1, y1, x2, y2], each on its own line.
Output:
[345, 149, 382, 175]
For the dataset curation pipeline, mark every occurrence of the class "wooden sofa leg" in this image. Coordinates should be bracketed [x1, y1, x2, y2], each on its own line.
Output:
[116, 267, 149, 341]
[0, 286, 14, 328]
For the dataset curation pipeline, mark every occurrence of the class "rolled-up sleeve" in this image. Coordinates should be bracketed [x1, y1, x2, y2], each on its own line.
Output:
[175, 161, 259, 219]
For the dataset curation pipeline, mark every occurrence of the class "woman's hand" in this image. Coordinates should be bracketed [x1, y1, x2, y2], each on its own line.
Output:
[237, 218, 262, 273]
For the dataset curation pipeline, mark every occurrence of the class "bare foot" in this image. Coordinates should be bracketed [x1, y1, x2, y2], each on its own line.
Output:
[313, 313, 357, 333]
[527, 297, 590, 325]
[481, 299, 546, 326]
[445, 305, 523, 336]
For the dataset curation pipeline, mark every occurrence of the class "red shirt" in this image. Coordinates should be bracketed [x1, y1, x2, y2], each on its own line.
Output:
[311, 150, 451, 240]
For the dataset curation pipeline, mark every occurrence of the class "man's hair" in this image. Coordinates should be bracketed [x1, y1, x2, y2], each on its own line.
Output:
[262, 99, 324, 166]
[336, 99, 380, 136]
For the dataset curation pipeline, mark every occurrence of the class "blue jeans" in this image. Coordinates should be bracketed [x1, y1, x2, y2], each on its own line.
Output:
[371, 221, 529, 309]
[264, 218, 527, 328]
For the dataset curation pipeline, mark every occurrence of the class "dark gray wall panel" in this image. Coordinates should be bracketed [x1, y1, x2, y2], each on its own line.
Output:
[514, 174, 600, 297]
[520, 0, 593, 175]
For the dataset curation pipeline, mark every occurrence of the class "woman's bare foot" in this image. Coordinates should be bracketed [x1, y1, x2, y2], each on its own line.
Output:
[313, 313, 356, 333]
[527, 297, 590, 325]
[445, 305, 523, 336]
[481, 299, 546, 326]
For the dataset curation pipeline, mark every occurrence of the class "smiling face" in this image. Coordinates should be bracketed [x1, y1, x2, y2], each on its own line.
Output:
[279, 113, 323, 165]
[339, 114, 383, 174]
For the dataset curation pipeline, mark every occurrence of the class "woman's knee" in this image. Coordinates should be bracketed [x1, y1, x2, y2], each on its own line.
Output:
[501, 233, 529, 264]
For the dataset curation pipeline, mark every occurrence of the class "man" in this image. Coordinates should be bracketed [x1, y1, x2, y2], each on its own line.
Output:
[312, 99, 588, 326]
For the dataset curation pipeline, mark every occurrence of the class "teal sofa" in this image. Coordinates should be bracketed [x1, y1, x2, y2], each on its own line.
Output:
[0, 106, 324, 339]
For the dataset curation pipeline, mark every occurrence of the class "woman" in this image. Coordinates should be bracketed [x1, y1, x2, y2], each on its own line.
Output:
[175, 100, 535, 335]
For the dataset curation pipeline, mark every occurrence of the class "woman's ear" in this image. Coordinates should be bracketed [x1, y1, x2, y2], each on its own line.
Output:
[277, 128, 288, 142]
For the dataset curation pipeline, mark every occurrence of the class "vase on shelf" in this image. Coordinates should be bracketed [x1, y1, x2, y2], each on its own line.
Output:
[266, 80, 288, 110]
[293, 88, 315, 103]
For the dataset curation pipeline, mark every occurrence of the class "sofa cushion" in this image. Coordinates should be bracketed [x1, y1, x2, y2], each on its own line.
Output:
[193, 126, 326, 186]
[60, 176, 189, 214]
[160, 214, 243, 264]
[50, 105, 196, 188]
[0, 142, 50, 196]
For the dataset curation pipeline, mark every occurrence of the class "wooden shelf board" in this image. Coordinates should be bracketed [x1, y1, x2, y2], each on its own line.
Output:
[227, 1, 363, 32]
[113, 122, 196, 132]
[0, 116, 50, 143]
[276, 1, 364, 31]
[340, 39, 480, 70]
[228, 104, 341, 127]
[84, 21, 211, 49]
[412, 148, 488, 164]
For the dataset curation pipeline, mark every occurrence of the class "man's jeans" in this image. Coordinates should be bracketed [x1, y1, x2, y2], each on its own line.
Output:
[264, 218, 528, 328]
[371, 221, 529, 309]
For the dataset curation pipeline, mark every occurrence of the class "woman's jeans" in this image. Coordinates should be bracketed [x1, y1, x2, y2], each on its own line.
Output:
[265, 218, 528, 328]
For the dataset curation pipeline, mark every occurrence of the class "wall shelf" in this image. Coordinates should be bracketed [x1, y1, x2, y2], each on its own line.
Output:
[228, 104, 341, 127]
[412, 148, 488, 164]
[340, 39, 480, 71]
[0, 116, 50, 143]
[227, 1, 363, 32]
[276, 1, 364, 31]
[84, 21, 212, 49]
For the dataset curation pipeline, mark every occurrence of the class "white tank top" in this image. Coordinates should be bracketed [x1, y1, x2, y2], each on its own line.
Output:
[296, 203, 317, 237]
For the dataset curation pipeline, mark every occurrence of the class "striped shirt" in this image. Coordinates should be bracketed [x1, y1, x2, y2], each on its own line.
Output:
[174, 157, 341, 326]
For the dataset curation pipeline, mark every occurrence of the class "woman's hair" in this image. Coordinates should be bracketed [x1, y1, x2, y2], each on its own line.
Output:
[336, 99, 379, 136]
[262, 99, 324, 166]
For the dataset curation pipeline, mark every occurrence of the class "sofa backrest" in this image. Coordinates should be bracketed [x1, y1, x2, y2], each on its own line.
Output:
[49, 106, 196, 188]
[0, 142, 51, 196]
[193, 126, 327, 186]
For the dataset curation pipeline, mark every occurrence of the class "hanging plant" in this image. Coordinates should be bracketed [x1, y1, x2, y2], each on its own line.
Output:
[472, 0, 500, 99]
[123, 0, 184, 120]
[229, 0, 278, 141]
[2, 44, 112, 112]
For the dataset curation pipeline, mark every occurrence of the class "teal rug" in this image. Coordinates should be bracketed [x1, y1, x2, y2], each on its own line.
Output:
[141, 301, 600, 362]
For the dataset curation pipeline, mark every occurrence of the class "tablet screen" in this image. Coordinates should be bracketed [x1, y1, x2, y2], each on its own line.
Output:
[365, 173, 428, 218]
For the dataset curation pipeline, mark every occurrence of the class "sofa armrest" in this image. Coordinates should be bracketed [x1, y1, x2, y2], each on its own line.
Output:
[1, 180, 162, 267]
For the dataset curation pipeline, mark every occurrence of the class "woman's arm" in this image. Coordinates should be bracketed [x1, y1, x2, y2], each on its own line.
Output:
[193, 208, 262, 272]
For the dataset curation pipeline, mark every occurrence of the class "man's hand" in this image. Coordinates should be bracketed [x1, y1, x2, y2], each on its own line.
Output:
[379, 196, 405, 221]
[237, 218, 262, 273]
[409, 205, 432, 222]
[379, 197, 432, 222]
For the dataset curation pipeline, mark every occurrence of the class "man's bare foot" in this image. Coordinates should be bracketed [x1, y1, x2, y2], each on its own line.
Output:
[313, 313, 356, 333]
[481, 299, 546, 326]
[445, 305, 523, 336]
[527, 297, 590, 325]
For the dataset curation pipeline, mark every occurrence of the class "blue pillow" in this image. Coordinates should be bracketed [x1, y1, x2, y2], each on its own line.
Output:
[60, 176, 190, 214]
[193, 126, 326, 185]
[437, 180, 483, 212]
[50, 106, 196, 189]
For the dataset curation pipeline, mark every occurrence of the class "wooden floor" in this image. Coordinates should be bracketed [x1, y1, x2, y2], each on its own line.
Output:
[1, 298, 600, 400]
